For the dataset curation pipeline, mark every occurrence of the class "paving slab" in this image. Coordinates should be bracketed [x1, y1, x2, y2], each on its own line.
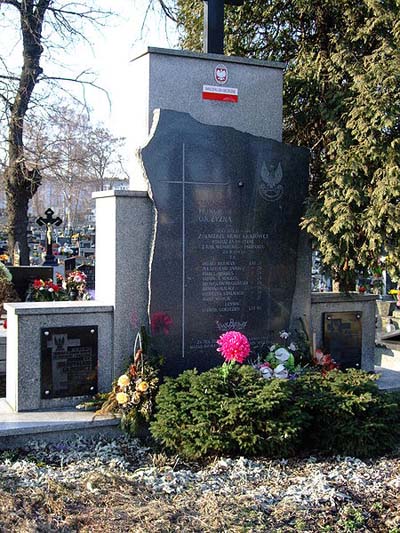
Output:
[0, 399, 120, 449]
[375, 366, 400, 392]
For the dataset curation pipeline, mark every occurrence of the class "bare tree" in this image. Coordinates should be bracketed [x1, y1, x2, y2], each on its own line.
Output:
[25, 105, 127, 231]
[0, 0, 112, 264]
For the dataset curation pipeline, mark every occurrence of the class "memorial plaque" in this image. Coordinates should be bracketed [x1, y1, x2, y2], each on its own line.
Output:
[41, 326, 98, 398]
[77, 264, 95, 290]
[64, 256, 76, 273]
[9, 266, 53, 301]
[141, 110, 309, 375]
[323, 312, 362, 369]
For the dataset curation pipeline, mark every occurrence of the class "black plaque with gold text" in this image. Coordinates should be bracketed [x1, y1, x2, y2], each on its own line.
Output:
[323, 312, 362, 369]
[41, 326, 98, 399]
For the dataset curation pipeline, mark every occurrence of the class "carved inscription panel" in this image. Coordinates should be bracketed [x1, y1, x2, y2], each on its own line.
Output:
[41, 326, 98, 398]
[142, 111, 309, 375]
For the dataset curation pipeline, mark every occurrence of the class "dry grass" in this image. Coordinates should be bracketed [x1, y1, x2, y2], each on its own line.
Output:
[0, 437, 399, 533]
[1, 460, 400, 533]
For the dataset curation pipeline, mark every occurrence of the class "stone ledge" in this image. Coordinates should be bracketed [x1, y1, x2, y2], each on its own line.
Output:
[131, 46, 287, 70]
[0, 400, 121, 448]
[4, 301, 113, 316]
[92, 190, 148, 199]
[311, 292, 378, 304]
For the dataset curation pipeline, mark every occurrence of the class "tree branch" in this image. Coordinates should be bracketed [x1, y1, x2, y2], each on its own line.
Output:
[39, 73, 111, 109]
[0, 0, 21, 10]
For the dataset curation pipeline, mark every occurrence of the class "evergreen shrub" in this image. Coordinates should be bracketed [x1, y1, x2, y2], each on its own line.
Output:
[150, 367, 400, 460]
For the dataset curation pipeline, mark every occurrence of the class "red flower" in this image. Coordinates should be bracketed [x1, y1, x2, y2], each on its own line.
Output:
[33, 279, 44, 289]
[151, 312, 173, 335]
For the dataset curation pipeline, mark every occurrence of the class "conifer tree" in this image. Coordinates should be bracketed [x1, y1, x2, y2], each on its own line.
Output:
[171, 0, 400, 287]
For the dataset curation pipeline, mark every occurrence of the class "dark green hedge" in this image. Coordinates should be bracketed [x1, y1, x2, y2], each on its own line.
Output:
[150, 366, 400, 460]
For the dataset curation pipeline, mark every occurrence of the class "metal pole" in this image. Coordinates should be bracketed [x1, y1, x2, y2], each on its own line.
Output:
[203, 0, 224, 54]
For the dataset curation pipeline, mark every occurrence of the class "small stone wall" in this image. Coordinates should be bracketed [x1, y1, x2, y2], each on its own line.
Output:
[310, 292, 377, 372]
[4, 301, 113, 412]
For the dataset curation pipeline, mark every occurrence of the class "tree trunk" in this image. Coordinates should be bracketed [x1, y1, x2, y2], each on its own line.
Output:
[6, 187, 30, 265]
[5, 0, 50, 264]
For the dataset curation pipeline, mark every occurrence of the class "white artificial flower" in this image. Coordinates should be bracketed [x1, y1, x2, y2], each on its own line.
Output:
[279, 331, 290, 339]
[274, 364, 289, 379]
[260, 365, 273, 379]
[288, 342, 297, 351]
[274, 348, 291, 362]
[270, 345, 276, 352]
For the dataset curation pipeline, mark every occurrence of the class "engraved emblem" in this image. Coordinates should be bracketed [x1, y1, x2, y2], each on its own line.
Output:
[214, 64, 228, 84]
[216, 318, 247, 332]
[258, 161, 283, 202]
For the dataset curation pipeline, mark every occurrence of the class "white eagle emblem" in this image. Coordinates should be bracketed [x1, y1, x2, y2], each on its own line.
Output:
[258, 161, 283, 202]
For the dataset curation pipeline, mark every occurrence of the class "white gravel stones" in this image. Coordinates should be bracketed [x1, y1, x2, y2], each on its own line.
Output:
[0, 434, 399, 514]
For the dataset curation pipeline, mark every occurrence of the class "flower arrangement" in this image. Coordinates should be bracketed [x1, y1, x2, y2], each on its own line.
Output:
[28, 278, 66, 301]
[217, 330, 250, 379]
[57, 270, 89, 300]
[389, 289, 400, 307]
[254, 331, 302, 379]
[92, 330, 161, 433]
[28, 271, 89, 302]
[217, 330, 338, 381]
[313, 349, 339, 375]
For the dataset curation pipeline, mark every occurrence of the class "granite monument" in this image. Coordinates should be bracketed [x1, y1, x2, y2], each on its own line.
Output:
[141, 110, 309, 374]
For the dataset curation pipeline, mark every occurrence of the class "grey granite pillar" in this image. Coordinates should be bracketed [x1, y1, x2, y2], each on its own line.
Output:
[93, 190, 154, 377]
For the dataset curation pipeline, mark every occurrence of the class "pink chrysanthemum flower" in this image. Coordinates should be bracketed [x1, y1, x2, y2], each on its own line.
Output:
[217, 331, 250, 364]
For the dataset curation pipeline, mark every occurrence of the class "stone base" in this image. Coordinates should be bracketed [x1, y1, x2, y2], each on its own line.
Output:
[0, 399, 121, 450]
[375, 342, 400, 372]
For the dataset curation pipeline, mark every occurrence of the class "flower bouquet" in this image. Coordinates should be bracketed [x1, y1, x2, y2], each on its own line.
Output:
[254, 331, 302, 379]
[57, 271, 89, 300]
[83, 329, 162, 434]
[27, 278, 68, 302]
[313, 349, 339, 375]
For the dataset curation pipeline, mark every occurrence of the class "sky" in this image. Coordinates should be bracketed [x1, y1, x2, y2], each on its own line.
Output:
[66, 0, 179, 170]
[0, 0, 180, 177]
[80, 0, 179, 137]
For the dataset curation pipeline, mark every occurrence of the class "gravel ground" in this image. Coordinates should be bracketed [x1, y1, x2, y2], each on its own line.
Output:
[0, 434, 399, 532]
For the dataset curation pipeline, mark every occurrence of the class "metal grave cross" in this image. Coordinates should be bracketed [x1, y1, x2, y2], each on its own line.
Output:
[161, 144, 229, 358]
[203, 0, 244, 54]
[36, 208, 62, 265]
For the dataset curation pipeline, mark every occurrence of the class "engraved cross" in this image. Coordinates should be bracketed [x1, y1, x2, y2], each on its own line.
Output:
[161, 144, 229, 358]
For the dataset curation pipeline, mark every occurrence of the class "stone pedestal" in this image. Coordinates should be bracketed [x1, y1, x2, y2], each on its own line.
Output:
[311, 292, 377, 371]
[4, 302, 113, 412]
[129, 47, 285, 189]
[93, 190, 153, 378]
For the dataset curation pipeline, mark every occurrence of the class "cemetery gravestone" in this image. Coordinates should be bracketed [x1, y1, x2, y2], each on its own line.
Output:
[77, 264, 95, 290]
[9, 266, 54, 301]
[141, 110, 309, 375]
